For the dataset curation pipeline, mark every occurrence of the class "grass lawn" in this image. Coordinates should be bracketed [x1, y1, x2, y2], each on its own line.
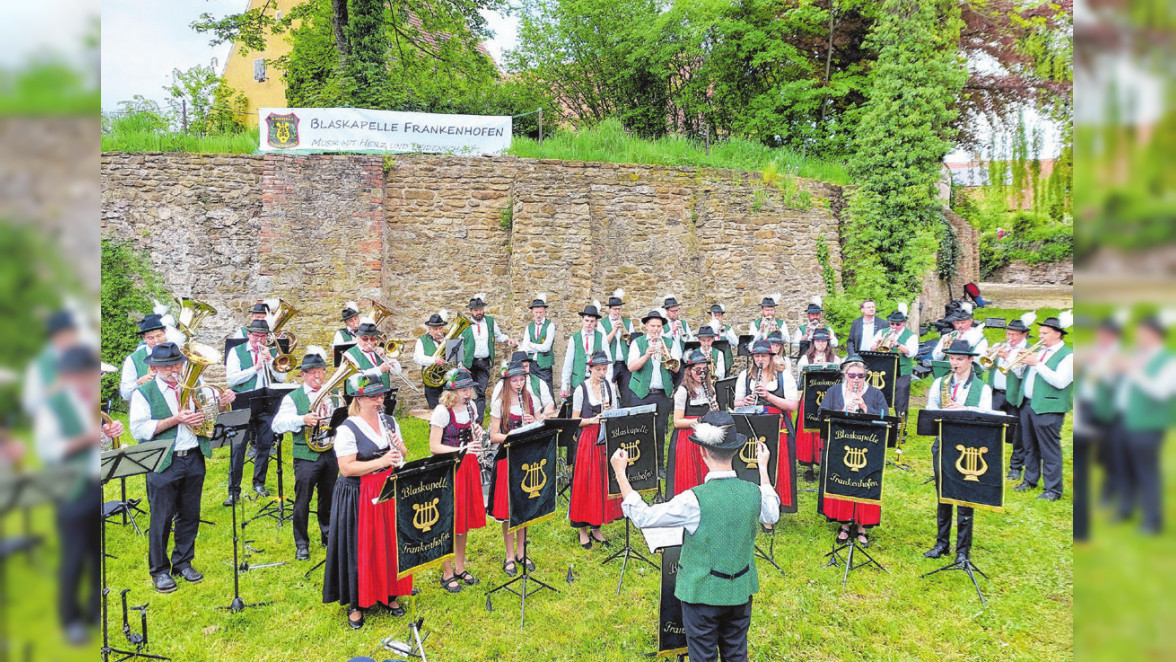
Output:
[10, 303, 1069, 660]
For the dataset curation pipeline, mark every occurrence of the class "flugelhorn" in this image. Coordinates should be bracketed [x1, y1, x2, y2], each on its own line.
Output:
[938, 329, 959, 351]
[178, 341, 224, 438]
[175, 297, 216, 338]
[978, 342, 1009, 371]
[306, 354, 361, 453]
[1000, 340, 1047, 375]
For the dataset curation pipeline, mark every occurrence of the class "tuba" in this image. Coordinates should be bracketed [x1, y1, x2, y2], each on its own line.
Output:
[175, 297, 217, 338]
[265, 299, 300, 373]
[306, 354, 361, 453]
[422, 313, 475, 388]
[178, 342, 224, 438]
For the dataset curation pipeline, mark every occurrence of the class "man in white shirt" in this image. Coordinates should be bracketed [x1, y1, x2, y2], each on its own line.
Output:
[129, 342, 235, 593]
[601, 289, 634, 403]
[230, 301, 270, 340]
[119, 314, 168, 401]
[413, 312, 450, 408]
[560, 303, 613, 399]
[627, 309, 682, 480]
[1010, 313, 1074, 502]
[23, 309, 79, 417]
[793, 296, 838, 355]
[663, 294, 693, 348]
[520, 294, 556, 390]
[224, 318, 289, 504]
[459, 294, 517, 422]
[846, 299, 878, 356]
[989, 314, 1033, 481]
[330, 301, 361, 347]
[750, 294, 788, 343]
[932, 301, 988, 369]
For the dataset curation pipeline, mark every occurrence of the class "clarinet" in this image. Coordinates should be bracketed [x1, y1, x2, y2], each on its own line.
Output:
[467, 401, 494, 470]
[515, 384, 527, 429]
[749, 364, 760, 408]
[702, 366, 719, 412]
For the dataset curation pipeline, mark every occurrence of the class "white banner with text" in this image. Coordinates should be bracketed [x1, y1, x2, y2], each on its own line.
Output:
[258, 108, 512, 155]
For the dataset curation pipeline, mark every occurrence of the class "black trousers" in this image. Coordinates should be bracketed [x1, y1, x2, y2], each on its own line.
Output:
[145, 452, 206, 577]
[1021, 406, 1065, 494]
[531, 364, 554, 393]
[1074, 431, 1093, 541]
[931, 437, 974, 556]
[424, 384, 443, 409]
[293, 453, 339, 549]
[229, 412, 275, 495]
[1120, 428, 1165, 532]
[680, 599, 753, 662]
[991, 390, 1026, 472]
[612, 361, 631, 405]
[630, 389, 672, 476]
[470, 357, 492, 423]
[893, 373, 912, 421]
[56, 481, 100, 627]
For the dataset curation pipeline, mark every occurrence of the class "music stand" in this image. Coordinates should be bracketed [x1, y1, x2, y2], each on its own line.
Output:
[554, 401, 576, 503]
[209, 409, 281, 613]
[99, 444, 172, 661]
[333, 343, 356, 368]
[600, 404, 660, 594]
[484, 419, 577, 627]
[247, 385, 297, 526]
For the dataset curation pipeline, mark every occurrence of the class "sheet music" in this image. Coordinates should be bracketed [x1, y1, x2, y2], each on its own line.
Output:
[507, 419, 544, 436]
[641, 526, 684, 554]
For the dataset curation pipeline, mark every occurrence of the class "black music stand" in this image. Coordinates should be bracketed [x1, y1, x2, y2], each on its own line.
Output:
[99, 443, 172, 661]
[554, 400, 575, 503]
[102, 402, 148, 535]
[333, 343, 356, 368]
[484, 419, 576, 627]
[600, 404, 661, 594]
[248, 385, 298, 527]
[209, 409, 281, 613]
[730, 409, 785, 573]
[817, 411, 897, 587]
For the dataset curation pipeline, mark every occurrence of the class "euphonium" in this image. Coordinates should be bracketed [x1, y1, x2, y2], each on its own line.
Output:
[306, 354, 361, 453]
[422, 313, 474, 388]
[381, 338, 408, 358]
[978, 342, 1009, 371]
[175, 297, 217, 338]
[266, 298, 300, 372]
[178, 341, 224, 438]
[1000, 340, 1047, 375]
[367, 298, 394, 326]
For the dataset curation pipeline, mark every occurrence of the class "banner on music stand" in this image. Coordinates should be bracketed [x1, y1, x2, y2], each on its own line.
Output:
[800, 367, 840, 432]
[507, 429, 559, 532]
[729, 413, 780, 489]
[715, 376, 737, 413]
[605, 410, 659, 497]
[935, 416, 1009, 513]
[657, 545, 687, 658]
[393, 454, 457, 579]
[820, 415, 890, 505]
[859, 351, 898, 408]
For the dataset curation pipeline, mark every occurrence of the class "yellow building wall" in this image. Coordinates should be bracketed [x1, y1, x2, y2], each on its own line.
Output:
[220, 0, 305, 127]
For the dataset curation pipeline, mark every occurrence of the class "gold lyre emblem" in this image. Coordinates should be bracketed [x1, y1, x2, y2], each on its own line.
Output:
[412, 498, 440, 532]
[521, 459, 548, 498]
[622, 440, 641, 466]
[815, 390, 826, 407]
[844, 447, 868, 472]
[739, 435, 767, 469]
[954, 445, 989, 481]
[868, 370, 886, 389]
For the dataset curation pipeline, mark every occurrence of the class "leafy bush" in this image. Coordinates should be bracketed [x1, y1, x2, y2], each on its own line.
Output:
[100, 240, 169, 405]
[979, 214, 1073, 278]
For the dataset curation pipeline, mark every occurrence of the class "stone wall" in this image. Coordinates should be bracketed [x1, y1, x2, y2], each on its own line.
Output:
[103, 152, 984, 408]
[988, 259, 1073, 285]
[917, 208, 980, 329]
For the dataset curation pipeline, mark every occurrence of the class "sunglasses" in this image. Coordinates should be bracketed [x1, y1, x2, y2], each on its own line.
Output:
[846, 372, 867, 379]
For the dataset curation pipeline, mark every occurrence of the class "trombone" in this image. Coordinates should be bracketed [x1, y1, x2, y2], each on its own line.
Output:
[1000, 340, 1046, 375]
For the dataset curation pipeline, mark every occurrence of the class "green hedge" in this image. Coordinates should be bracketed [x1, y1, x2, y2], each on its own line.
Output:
[100, 239, 169, 406]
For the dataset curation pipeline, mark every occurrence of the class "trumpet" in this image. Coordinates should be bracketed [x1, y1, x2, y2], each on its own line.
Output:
[1000, 340, 1046, 375]
[877, 328, 898, 351]
[653, 336, 680, 372]
[758, 318, 778, 338]
[938, 330, 960, 351]
[978, 342, 1009, 371]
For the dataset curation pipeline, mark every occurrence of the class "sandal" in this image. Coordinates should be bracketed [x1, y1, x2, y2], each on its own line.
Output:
[456, 570, 480, 586]
[516, 556, 535, 572]
[590, 531, 610, 547]
[440, 575, 463, 593]
[836, 525, 851, 542]
[856, 531, 870, 548]
[578, 533, 592, 550]
[503, 558, 517, 577]
[347, 609, 364, 630]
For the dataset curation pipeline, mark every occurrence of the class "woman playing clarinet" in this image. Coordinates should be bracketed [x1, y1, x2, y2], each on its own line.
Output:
[568, 351, 621, 548]
[428, 368, 487, 593]
[817, 355, 889, 547]
[733, 340, 800, 524]
[795, 328, 842, 482]
[669, 350, 715, 496]
[322, 375, 411, 630]
[488, 359, 541, 575]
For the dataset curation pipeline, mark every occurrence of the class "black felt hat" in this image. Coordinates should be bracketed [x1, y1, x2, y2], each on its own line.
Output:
[696, 326, 717, 338]
[469, 293, 487, 309]
[811, 327, 830, 341]
[443, 368, 476, 390]
[145, 342, 186, 366]
[424, 313, 447, 327]
[588, 350, 611, 367]
[350, 374, 390, 397]
[138, 314, 165, 335]
[663, 294, 681, 309]
[46, 310, 77, 335]
[683, 349, 709, 366]
[341, 301, 359, 321]
[642, 309, 668, 325]
[578, 304, 602, 319]
[250, 302, 270, 315]
[688, 411, 746, 450]
[245, 319, 271, 334]
[529, 293, 549, 309]
[710, 304, 725, 314]
[751, 339, 773, 355]
[299, 348, 328, 370]
[943, 339, 978, 356]
[57, 345, 99, 373]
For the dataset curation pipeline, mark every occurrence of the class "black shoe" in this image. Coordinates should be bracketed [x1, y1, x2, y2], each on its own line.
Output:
[173, 566, 203, 583]
[1037, 491, 1061, 501]
[389, 602, 406, 617]
[1013, 481, 1035, 493]
[516, 556, 535, 572]
[503, 558, 517, 577]
[152, 573, 177, 593]
[803, 468, 816, 483]
[658, 468, 666, 480]
[410, 587, 421, 596]
[347, 610, 364, 630]
[64, 621, 90, 647]
[295, 546, 310, 561]
[1007, 469, 1022, 480]
[923, 542, 949, 559]
[223, 493, 239, 507]
[954, 552, 969, 566]
[253, 485, 271, 498]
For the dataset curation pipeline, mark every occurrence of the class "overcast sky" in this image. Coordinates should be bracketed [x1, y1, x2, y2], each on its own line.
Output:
[2, 0, 98, 67]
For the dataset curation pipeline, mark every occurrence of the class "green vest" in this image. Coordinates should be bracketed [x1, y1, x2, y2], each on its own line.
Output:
[709, 347, 724, 377]
[419, 334, 438, 357]
[138, 379, 211, 473]
[344, 345, 392, 394]
[129, 346, 150, 379]
[527, 320, 554, 369]
[1125, 350, 1175, 432]
[676, 477, 761, 606]
[461, 316, 498, 368]
[569, 330, 604, 391]
[287, 387, 330, 461]
[337, 327, 355, 343]
[628, 335, 674, 399]
[1092, 376, 1118, 424]
[600, 317, 631, 363]
[47, 390, 92, 500]
[894, 329, 915, 376]
[231, 343, 278, 393]
[719, 325, 734, 370]
[1028, 344, 1073, 415]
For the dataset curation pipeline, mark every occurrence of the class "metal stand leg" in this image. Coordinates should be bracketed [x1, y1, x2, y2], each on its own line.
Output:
[484, 535, 558, 627]
[100, 503, 169, 661]
[219, 486, 276, 613]
[249, 439, 292, 526]
[601, 519, 659, 595]
[819, 525, 887, 587]
[754, 529, 783, 574]
[921, 556, 989, 605]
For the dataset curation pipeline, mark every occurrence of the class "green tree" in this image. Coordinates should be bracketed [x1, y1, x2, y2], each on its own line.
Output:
[100, 240, 169, 405]
[163, 60, 247, 134]
[841, 0, 967, 301]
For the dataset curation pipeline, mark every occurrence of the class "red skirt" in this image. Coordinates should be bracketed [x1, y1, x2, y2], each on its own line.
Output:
[568, 425, 623, 528]
[822, 498, 881, 527]
[763, 407, 794, 510]
[672, 420, 705, 497]
[357, 468, 413, 608]
[795, 399, 823, 465]
[453, 453, 487, 535]
[489, 458, 509, 522]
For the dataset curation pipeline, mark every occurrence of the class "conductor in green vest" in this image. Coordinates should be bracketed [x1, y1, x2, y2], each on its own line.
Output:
[611, 410, 779, 662]
[1010, 312, 1074, 502]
